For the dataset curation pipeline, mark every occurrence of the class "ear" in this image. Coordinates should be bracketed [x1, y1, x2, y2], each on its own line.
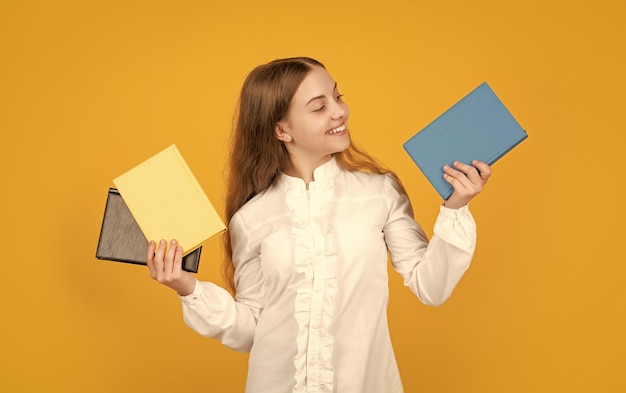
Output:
[275, 123, 292, 142]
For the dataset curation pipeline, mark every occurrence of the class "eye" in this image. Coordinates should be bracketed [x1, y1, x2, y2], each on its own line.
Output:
[313, 105, 326, 112]
[336, 93, 344, 101]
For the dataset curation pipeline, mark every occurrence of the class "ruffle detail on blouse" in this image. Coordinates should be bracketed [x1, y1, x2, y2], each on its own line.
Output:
[282, 158, 339, 393]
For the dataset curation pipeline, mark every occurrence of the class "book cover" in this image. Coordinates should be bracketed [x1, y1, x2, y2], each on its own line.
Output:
[96, 188, 201, 273]
[113, 144, 226, 256]
[403, 82, 527, 200]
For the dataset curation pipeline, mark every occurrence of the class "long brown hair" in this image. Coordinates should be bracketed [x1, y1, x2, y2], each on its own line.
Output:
[222, 57, 403, 294]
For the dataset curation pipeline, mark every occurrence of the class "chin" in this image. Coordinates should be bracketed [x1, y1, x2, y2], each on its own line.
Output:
[338, 134, 352, 151]
[332, 139, 351, 154]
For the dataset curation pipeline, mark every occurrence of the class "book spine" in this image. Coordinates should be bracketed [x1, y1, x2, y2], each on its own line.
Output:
[486, 133, 528, 165]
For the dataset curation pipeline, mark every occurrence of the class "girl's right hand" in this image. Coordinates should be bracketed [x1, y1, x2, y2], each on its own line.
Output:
[146, 239, 196, 296]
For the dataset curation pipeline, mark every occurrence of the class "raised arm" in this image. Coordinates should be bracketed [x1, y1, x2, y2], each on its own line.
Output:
[384, 160, 491, 305]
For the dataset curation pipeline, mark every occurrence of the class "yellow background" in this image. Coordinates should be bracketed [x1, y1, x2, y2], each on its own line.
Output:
[1, 0, 624, 392]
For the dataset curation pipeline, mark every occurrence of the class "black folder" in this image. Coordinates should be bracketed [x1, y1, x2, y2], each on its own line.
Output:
[96, 188, 201, 273]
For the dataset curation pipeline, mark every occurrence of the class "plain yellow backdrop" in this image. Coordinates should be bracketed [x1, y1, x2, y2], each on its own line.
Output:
[1, 0, 625, 392]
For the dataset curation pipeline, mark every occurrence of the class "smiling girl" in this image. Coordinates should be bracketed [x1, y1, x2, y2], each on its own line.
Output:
[146, 57, 491, 393]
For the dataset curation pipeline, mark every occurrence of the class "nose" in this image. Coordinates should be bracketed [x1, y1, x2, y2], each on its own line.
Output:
[331, 100, 348, 120]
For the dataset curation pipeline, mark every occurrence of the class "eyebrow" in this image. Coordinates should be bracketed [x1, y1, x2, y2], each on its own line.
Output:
[305, 82, 338, 106]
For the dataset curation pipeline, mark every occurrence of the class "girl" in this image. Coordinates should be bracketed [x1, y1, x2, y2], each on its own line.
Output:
[147, 57, 491, 393]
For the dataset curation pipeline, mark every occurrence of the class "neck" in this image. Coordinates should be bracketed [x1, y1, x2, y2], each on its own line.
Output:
[283, 154, 333, 186]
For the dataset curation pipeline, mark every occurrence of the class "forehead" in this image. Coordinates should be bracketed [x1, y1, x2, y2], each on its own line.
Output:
[292, 66, 336, 102]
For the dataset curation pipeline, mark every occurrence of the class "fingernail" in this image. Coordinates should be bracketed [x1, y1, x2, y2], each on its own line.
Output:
[443, 165, 450, 170]
[160, 239, 166, 246]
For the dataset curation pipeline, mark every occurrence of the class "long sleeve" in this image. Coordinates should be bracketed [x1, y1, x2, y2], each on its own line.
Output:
[179, 212, 264, 352]
[383, 175, 476, 306]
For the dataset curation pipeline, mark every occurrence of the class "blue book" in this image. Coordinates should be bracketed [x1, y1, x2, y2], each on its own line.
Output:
[403, 82, 527, 200]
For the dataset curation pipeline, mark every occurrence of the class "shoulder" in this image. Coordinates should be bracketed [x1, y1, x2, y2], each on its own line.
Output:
[229, 182, 287, 232]
[340, 170, 413, 221]
[337, 169, 403, 197]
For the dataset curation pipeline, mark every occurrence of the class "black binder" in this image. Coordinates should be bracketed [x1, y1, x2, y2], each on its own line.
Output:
[96, 188, 201, 273]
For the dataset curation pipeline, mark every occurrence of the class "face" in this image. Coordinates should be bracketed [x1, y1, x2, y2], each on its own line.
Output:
[276, 66, 350, 168]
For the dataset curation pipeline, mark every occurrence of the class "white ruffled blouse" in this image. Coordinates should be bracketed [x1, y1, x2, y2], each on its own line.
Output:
[179, 157, 477, 393]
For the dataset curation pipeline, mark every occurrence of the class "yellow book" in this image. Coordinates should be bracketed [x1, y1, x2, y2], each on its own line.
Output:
[113, 144, 226, 255]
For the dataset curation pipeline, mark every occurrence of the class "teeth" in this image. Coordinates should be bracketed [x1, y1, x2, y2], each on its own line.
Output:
[327, 125, 346, 135]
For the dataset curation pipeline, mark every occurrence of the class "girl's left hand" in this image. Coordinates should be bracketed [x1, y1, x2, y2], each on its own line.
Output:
[442, 160, 492, 209]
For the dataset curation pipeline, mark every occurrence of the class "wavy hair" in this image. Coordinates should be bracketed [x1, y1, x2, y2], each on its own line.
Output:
[222, 57, 403, 294]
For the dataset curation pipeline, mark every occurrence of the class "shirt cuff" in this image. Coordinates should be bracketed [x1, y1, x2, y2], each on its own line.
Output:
[178, 279, 202, 304]
[439, 203, 470, 216]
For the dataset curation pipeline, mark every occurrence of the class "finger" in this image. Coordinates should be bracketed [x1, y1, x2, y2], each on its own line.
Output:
[173, 244, 184, 273]
[444, 164, 473, 189]
[443, 172, 472, 193]
[153, 239, 167, 277]
[164, 239, 179, 275]
[452, 161, 482, 184]
[146, 240, 157, 277]
[472, 160, 492, 181]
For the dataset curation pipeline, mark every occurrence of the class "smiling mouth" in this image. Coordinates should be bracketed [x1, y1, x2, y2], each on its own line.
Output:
[326, 125, 346, 135]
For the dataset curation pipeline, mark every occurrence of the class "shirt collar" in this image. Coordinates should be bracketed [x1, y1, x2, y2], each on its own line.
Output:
[280, 156, 340, 191]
